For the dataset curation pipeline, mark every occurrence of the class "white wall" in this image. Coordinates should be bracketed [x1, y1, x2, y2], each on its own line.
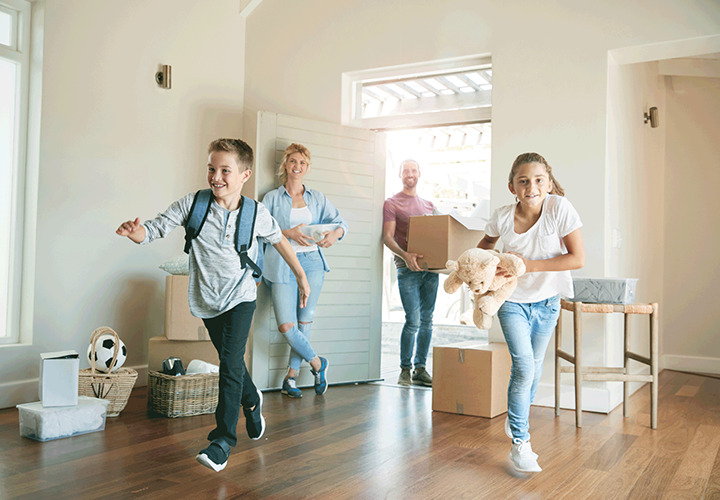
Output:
[243, 0, 720, 410]
[2, 0, 719, 410]
[0, 0, 246, 408]
[663, 75, 720, 373]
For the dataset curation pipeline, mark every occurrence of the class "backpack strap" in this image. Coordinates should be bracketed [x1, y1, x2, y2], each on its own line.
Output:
[183, 189, 213, 254]
[236, 196, 262, 279]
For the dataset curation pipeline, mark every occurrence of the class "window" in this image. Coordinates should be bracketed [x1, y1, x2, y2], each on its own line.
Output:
[360, 68, 492, 121]
[342, 54, 492, 131]
[1, 0, 32, 344]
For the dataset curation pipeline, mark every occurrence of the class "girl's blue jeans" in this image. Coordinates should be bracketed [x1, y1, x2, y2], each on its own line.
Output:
[269, 250, 325, 371]
[497, 295, 561, 443]
[397, 267, 439, 370]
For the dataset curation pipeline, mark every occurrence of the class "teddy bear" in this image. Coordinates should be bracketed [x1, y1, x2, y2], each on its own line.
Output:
[444, 248, 526, 330]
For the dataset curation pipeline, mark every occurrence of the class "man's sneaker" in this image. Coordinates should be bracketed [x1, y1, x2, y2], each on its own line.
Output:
[505, 417, 538, 458]
[196, 441, 230, 472]
[509, 439, 542, 472]
[397, 368, 412, 386]
[412, 367, 433, 386]
[243, 388, 265, 440]
[281, 377, 302, 398]
[311, 356, 329, 395]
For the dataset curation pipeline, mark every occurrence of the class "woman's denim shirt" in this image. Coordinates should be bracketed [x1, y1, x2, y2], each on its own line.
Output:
[261, 185, 348, 283]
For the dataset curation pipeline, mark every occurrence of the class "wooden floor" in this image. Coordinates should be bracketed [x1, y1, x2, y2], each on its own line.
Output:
[1, 370, 719, 499]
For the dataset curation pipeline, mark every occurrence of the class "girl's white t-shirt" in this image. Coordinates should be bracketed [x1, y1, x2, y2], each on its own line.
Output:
[484, 195, 582, 303]
[289, 206, 317, 253]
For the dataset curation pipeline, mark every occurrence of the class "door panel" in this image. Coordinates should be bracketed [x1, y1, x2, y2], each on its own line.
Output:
[252, 111, 385, 389]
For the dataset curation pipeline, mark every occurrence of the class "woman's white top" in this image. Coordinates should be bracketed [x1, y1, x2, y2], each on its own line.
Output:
[289, 206, 317, 253]
[484, 195, 582, 303]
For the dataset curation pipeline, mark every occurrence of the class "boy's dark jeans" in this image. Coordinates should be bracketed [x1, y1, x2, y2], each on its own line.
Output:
[202, 300, 260, 447]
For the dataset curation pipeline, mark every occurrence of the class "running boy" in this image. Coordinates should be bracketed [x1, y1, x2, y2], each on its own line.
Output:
[116, 138, 310, 472]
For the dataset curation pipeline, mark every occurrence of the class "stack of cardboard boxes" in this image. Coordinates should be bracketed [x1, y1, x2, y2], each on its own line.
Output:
[147, 275, 219, 371]
[406, 214, 511, 419]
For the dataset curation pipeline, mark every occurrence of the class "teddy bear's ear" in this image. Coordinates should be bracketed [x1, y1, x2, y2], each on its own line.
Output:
[446, 260, 458, 271]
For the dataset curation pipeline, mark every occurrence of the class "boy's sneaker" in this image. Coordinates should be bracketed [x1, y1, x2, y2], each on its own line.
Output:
[311, 356, 329, 395]
[243, 388, 265, 440]
[398, 368, 412, 386]
[281, 377, 302, 398]
[196, 440, 230, 472]
[505, 417, 538, 458]
[509, 439, 542, 472]
[412, 367, 433, 386]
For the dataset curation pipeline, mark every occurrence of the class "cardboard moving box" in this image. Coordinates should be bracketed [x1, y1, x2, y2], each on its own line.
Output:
[165, 275, 211, 341]
[407, 215, 485, 270]
[432, 342, 511, 418]
[39, 351, 79, 407]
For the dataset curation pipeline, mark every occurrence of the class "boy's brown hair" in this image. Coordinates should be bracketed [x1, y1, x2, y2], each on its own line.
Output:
[208, 138, 254, 170]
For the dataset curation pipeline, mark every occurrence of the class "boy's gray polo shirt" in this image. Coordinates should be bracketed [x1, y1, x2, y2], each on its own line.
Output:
[141, 193, 283, 318]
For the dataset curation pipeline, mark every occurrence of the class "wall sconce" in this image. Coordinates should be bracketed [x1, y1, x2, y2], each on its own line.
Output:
[644, 106, 658, 128]
[155, 65, 172, 89]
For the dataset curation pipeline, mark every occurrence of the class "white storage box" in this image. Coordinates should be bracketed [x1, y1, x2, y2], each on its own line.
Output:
[567, 277, 638, 304]
[40, 350, 79, 407]
[17, 396, 109, 441]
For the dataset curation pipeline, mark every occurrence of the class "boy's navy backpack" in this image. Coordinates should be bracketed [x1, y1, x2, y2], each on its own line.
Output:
[183, 189, 263, 279]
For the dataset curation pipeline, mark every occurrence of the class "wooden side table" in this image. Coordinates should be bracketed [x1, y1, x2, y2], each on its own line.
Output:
[554, 299, 659, 428]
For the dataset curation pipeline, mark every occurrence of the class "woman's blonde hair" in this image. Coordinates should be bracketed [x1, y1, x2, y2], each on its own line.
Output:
[509, 152, 565, 196]
[277, 143, 312, 185]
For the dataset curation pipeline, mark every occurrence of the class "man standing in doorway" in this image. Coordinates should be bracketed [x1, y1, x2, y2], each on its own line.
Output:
[382, 159, 438, 386]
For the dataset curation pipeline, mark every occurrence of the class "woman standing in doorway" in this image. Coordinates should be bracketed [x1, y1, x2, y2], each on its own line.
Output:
[262, 143, 348, 398]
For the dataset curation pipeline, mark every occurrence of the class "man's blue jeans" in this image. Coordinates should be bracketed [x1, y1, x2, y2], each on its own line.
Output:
[497, 295, 561, 442]
[269, 250, 325, 371]
[397, 267, 439, 370]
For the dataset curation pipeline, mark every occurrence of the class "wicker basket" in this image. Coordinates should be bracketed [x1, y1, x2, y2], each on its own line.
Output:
[78, 327, 137, 417]
[147, 370, 219, 418]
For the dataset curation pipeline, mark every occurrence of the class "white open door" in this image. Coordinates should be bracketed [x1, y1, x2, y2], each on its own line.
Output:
[251, 112, 385, 389]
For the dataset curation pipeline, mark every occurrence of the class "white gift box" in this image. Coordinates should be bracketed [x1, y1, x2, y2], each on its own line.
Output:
[39, 350, 79, 407]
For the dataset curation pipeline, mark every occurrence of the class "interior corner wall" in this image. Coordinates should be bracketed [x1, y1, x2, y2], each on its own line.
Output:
[662, 76, 720, 374]
[0, 0, 246, 409]
[605, 60, 666, 373]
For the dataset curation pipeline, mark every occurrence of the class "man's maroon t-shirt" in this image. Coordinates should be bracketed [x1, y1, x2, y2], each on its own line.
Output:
[383, 192, 435, 268]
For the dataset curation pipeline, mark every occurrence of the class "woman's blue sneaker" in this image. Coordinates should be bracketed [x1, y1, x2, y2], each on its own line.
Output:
[281, 377, 302, 398]
[311, 357, 329, 395]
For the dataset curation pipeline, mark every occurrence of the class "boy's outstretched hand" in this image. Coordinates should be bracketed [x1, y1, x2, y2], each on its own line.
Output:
[116, 217, 146, 243]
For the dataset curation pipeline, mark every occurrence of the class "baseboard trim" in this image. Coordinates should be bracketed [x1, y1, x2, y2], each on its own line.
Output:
[662, 354, 720, 375]
[0, 364, 148, 410]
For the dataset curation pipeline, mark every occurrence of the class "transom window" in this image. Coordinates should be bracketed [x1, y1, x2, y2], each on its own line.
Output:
[361, 68, 492, 119]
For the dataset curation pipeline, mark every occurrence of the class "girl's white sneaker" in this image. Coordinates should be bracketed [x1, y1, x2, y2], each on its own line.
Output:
[505, 417, 538, 458]
[510, 439, 542, 472]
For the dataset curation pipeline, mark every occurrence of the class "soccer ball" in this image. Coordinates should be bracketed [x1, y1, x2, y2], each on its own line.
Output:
[87, 334, 127, 372]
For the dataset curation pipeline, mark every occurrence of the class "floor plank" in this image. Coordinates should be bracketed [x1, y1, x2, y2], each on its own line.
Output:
[0, 370, 718, 499]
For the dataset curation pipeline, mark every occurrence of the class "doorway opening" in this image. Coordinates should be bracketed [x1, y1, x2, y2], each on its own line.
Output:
[380, 123, 491, 384]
